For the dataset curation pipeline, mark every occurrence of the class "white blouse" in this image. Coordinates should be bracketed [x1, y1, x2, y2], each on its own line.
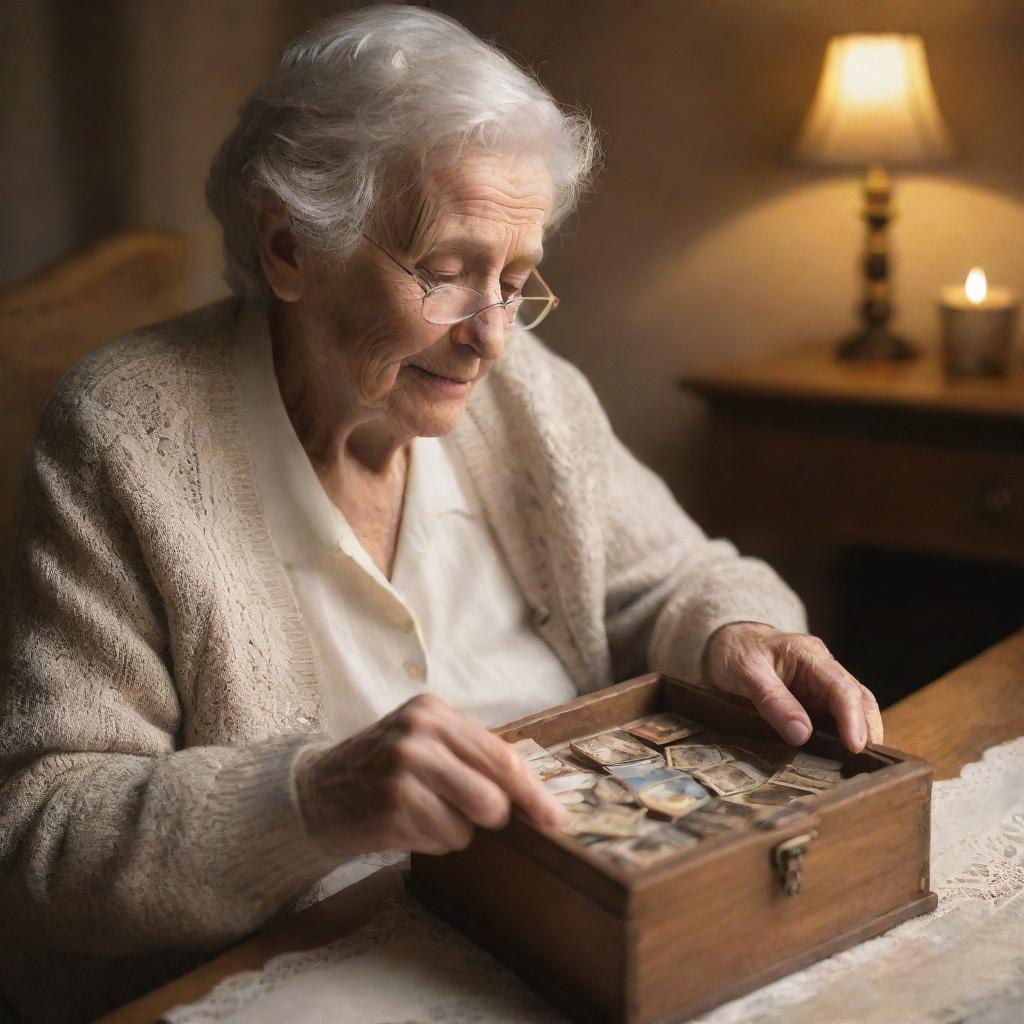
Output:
[231, 302, 578, 742]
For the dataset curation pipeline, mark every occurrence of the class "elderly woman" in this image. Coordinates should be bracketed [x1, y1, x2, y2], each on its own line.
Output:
[0, 6, 882, 1023]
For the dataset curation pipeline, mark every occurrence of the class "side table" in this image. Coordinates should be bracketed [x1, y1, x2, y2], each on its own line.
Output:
[681, 344, 1024, 563]
[680, 344, 1024, 701]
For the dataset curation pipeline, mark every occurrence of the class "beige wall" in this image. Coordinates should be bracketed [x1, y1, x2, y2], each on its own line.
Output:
[4, 0, 1024, 499]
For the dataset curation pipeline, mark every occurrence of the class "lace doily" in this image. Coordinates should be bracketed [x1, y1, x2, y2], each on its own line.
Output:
[164, 738, 1024, 1024]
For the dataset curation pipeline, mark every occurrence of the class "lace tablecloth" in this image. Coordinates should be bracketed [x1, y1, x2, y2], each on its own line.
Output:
[164, 738, 1024, 1024]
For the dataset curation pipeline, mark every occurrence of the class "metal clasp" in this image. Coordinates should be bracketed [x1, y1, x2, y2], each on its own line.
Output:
[773, 831, 817, 896]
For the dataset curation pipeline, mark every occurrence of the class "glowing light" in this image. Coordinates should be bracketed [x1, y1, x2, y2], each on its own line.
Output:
[795, 34, 953, 164]
[965, 267, 988, 305]
[836, 39, 910, 106]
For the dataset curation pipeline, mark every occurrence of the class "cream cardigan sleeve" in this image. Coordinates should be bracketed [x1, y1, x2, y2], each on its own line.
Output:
[457, 331, 809, 693]
[582, 384, 809, 685]
[602, 429, 808, 683]
[0, 388, 337, 957]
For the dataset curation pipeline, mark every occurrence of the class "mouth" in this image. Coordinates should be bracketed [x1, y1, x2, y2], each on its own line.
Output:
[406, 365, 476, 389]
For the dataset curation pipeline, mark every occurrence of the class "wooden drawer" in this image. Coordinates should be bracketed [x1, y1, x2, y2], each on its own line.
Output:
[705, 402, 1024, 565]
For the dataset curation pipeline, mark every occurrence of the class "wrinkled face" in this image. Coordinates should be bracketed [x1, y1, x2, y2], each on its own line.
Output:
[295, 150, 554, 437]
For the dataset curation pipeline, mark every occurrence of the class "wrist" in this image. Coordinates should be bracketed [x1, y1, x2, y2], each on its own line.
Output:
[700, 620, 774, 685]
[293, 742, 348, 853]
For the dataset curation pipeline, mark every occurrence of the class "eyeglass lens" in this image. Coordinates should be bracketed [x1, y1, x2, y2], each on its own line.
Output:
[421, 275, 553, 331]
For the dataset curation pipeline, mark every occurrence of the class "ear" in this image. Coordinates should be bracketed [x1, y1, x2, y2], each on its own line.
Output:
[254, 200, 303, 303]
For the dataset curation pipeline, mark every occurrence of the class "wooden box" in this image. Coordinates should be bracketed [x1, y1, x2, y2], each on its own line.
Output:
[407, 674, 937, 1024]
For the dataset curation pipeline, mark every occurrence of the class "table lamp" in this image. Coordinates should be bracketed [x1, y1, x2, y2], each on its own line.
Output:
[796, 34, 954, 361]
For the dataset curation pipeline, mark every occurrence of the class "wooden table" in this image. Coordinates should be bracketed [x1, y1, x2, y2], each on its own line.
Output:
[100, 630, 1024, 1024]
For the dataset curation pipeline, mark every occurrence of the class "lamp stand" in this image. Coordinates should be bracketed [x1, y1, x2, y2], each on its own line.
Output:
[837, 162, 918, 362]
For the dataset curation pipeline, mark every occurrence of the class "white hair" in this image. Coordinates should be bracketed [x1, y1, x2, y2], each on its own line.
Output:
[206, 4, 599, 298]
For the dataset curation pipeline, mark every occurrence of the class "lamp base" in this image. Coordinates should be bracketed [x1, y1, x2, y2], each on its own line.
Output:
[836, 328, 918, 362]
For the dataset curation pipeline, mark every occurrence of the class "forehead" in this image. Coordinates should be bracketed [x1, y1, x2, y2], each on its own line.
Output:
[409, 151, 554, 259]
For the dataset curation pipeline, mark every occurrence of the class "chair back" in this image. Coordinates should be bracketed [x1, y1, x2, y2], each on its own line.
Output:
[0, 231, 187, 538]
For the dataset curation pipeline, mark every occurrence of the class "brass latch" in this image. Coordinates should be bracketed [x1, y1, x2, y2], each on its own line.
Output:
[773, 832, 817, 896]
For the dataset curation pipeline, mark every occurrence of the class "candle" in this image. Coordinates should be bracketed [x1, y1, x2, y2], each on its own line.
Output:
[938, 267, 1020, 377]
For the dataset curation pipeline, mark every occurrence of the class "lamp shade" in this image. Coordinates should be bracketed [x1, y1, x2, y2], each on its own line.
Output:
[795, 34, 953, 165]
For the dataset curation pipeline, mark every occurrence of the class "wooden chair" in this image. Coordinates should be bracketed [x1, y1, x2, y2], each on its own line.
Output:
[0, 230, 187, 539]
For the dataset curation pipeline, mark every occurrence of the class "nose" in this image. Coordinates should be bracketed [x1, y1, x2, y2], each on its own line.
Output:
[451, 303, 507, 361]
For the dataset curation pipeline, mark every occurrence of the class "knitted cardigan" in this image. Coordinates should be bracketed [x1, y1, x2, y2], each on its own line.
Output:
[0, 298, 805, 1023]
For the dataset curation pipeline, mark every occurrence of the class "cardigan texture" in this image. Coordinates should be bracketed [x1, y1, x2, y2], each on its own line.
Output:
[0, 298, 805, 1023]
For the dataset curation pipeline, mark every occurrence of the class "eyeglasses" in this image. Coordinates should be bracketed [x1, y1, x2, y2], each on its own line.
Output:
[362, 234, 559, 331]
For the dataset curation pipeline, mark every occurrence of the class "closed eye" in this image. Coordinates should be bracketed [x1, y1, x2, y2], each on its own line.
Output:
[420, 271, 459, 286]
[419, 267, 531, 297]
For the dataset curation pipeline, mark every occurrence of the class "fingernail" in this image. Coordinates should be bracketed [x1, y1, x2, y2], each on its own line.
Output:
[784, 720, 811, 746]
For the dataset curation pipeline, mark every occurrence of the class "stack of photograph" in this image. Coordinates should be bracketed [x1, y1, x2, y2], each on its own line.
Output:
[514, 713, 847, 870]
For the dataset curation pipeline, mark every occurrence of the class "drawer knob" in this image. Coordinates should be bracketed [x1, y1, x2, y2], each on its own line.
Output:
[982, 484, 1014, 515]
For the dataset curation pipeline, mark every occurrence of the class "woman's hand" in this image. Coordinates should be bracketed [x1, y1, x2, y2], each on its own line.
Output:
[701, 622, 883, 753]
[294, 694, 567, 857]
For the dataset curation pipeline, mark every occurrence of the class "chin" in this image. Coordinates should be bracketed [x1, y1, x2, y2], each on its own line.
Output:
[386, 374, 474, 437]
[409, 413, 464, 438]
[411, 395, 471, 436]
[400, 399, 468, 438]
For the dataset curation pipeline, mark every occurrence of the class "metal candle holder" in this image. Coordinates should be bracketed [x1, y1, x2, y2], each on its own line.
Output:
[938, 276, 1020, 377]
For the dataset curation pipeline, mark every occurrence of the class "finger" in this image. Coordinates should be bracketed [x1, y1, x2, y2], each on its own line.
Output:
[399, 777, 476, 855]
[859, 683, 884, 744]
[429, 711, 567, 828]
[410, 739, 513, 831]
[738, 656, 814, 747]
[391, 696, 565, 827]
[798, 652, 868, 753]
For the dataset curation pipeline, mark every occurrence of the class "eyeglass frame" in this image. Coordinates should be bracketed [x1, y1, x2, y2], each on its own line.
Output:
[361, 233, 559, 331]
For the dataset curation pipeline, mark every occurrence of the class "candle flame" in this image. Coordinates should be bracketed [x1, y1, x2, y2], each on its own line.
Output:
[965, 266, 988, 304]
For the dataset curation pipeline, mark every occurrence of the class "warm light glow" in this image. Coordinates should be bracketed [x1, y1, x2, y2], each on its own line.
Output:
[836, 39, 911, 105]
[965, 267, 988, 304]
[795, 34, 953, 165]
